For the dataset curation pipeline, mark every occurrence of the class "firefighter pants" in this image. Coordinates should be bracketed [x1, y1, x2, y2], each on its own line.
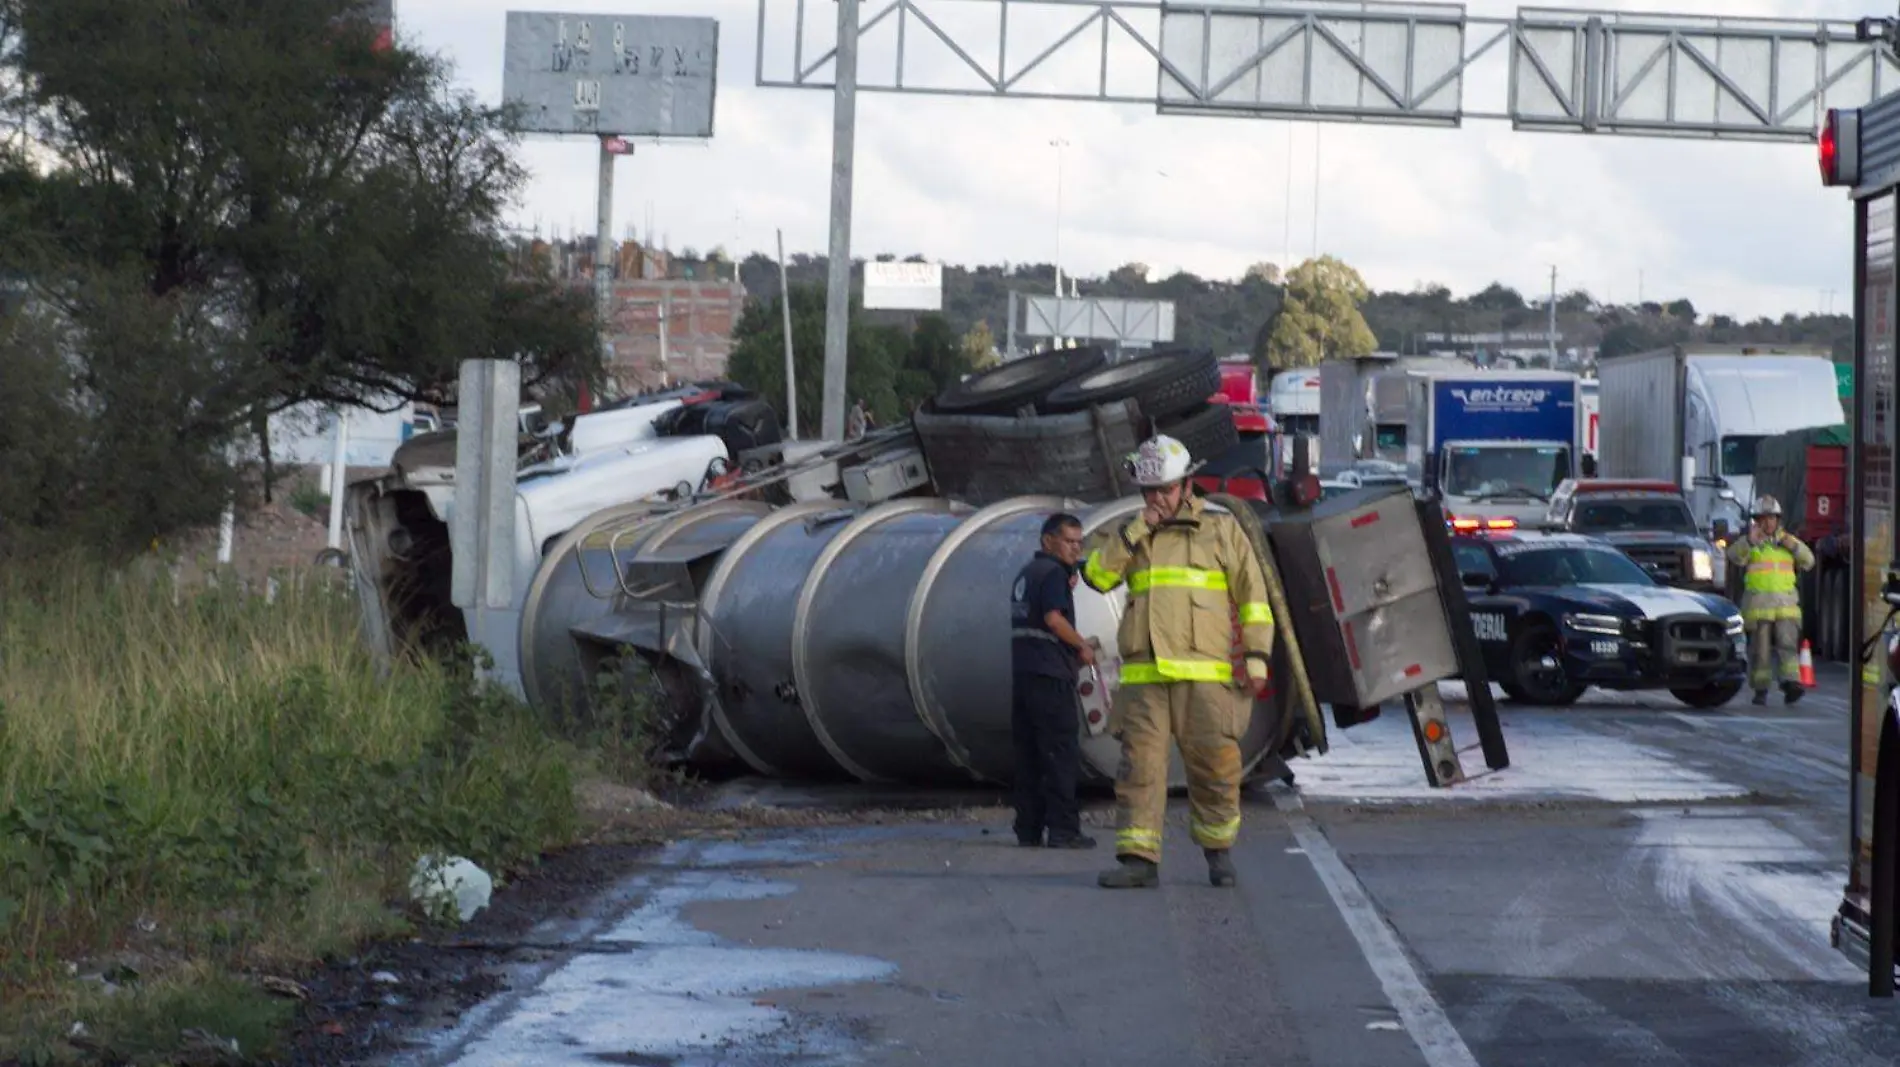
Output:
[1747, 618, 1802, 691]
[1110, 680, 1249, 862]
[1011, 674, 1084, 844]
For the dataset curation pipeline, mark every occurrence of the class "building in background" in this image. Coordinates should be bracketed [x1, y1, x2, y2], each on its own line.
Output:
[512, 235, 747, 396]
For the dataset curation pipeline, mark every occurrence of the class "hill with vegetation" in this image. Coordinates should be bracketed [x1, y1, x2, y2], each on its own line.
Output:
[727, 251, 1852, 366]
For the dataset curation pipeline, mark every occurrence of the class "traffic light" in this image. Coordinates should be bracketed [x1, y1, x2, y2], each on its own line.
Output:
[1822, 107, 1861, 187]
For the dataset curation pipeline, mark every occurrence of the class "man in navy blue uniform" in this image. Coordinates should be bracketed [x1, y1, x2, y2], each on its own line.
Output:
[1010, 513, 1098, 849]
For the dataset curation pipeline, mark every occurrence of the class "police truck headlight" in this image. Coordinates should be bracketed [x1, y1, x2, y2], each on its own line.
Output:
[1725, 615, 1744, 636]
[1566, 612, 1622, 635]
[1691, 549, 1713, 582]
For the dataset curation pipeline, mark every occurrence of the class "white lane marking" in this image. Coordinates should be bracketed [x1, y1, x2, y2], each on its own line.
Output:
[1271, 790, 1481, 1067]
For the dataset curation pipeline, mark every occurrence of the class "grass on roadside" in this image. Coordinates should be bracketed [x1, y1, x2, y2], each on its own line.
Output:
[0, 554, 597, 1065]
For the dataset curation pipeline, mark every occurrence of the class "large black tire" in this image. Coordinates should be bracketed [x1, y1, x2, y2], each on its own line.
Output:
[1672, 680, 1744, 709]
[1159, 403, 1241, 466]
[930, 346, 1107, 416]
[1039, 347, 1221, 421]
[1508, 621, 1587, 706]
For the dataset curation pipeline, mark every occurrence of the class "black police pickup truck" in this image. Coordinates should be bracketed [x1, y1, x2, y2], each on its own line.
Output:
[1539, 478, 1720, 592]
[1452, 529, 1747, 708]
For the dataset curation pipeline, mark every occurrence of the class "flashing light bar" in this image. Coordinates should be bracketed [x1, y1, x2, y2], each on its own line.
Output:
[1449, 516, 1517, 532]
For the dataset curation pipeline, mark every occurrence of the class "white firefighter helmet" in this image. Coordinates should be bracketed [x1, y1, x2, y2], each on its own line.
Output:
[1753, 495, 1783, 518]
[1126, 434, 1195, 488]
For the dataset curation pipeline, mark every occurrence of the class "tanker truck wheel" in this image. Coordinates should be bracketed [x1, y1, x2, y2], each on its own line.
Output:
[1158, 403, 1241, 466]
[929, 345, 1107, 416]
[1038, 347, 1220, 421]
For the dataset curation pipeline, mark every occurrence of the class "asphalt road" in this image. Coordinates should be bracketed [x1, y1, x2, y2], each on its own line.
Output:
[396, 667, 1900, 1067]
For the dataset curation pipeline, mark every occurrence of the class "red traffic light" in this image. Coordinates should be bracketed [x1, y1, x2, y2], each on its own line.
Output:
[1822, 108, 1860, 187]
[1821, 113, 1837, 182]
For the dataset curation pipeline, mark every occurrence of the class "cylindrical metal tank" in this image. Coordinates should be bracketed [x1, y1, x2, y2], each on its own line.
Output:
[907, 496, 1078, 783]
[520, 499, 772, 764]
[794, 499, 975, 784]
[695, 500, 867, 780]
[518, 501, 668, 723]
[523, 491, 1286, 790]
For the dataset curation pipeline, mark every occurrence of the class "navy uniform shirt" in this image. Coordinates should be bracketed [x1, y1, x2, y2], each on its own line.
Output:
[1011, 551, 1078, 680]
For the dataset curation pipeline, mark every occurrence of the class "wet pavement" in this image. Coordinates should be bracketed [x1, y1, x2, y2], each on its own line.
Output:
[375, 666, 1900, 1067]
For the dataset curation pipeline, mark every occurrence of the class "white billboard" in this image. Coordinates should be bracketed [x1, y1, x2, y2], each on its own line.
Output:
[863, 261, 943, 312]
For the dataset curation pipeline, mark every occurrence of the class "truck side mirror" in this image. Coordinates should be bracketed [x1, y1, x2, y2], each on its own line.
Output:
[1461, 571, 1492, 591]
[1712, 519, 1731, 541]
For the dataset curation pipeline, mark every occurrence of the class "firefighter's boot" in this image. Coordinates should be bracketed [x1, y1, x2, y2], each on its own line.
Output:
[1097, 857, 1159, 889]
[1752, 689, 1768, 706]
[1782, 680, 1805, 705]
[1205, 848, 1237, 888]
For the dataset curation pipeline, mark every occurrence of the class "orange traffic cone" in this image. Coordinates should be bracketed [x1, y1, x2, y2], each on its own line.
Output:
[1799, 640, 1817, 688]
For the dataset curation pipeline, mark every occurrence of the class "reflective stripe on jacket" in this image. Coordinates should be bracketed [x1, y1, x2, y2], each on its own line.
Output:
[1724, 532, 1814, 623]
[1081, 495, 1274, 685]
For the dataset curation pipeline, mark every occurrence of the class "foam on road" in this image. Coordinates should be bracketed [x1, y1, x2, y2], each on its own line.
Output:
[421, 841, 897, 1067]
[1287, 684, 1750, 805]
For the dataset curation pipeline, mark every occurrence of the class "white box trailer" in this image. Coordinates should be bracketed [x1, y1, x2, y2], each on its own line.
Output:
[1597, 344, 1844, 538]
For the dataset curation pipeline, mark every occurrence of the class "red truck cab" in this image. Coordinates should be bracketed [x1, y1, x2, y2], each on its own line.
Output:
[1193, 361, 1274, 502]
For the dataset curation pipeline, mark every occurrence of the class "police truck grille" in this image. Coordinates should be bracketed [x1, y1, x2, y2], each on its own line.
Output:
[1625, 546, 1683, 580]
[1667, 619, 1725, 643]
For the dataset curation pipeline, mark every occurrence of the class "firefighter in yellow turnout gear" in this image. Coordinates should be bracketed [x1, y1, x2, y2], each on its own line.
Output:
[1723, 495, 1815, 706]
[1081, 435, 1275, 889]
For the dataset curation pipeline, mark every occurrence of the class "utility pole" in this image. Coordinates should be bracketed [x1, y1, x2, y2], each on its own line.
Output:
[820, 0, 861, 441]
[1548, 265, 1559, 365]
[1311, 124, 1322, 258]
[1051, 138, 1068, 349]
[777, 228, 799, 438]
[595, 137, 624, 398]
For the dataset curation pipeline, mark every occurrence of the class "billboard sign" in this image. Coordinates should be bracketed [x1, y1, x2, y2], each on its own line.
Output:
[863, 261, 943, 311]
[502, 12, 719, 138]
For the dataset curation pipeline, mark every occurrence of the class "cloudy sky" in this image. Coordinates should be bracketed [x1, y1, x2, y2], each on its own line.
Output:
[395, 0, 1886, 318]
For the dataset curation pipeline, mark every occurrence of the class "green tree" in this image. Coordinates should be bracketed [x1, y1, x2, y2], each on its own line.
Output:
[1260, 255, 1378, 369]
[895, 314, 975, 410]
[961, 320, 999, 368]
[0, 272, 252, 558]
[1244, 261, 1282, 285]
[726, 285, 902, 437]
[0, 0, 598, 497]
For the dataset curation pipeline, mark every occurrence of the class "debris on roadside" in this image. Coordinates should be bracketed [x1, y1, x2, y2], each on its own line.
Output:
[409, 855, 494, 923]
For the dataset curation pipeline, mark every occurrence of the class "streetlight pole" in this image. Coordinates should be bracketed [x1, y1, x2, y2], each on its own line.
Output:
[1548, 265, 1559, 365]
[1050, 137, 1069, 349]
[820, 0, 861, 441]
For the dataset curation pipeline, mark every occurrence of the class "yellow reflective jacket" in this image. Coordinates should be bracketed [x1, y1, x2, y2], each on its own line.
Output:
[1724, 530, 1815, 624]
[1081, 495, 1275, 685]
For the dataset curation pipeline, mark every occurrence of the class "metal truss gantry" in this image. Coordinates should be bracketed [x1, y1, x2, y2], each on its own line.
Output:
[760, 0, 1900, 139]
[755, 0, 1900, 435]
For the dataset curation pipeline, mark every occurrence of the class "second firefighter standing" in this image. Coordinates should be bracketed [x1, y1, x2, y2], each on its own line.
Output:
[1081, 435, 1275, 890]
[1723, 495, 1815, 706]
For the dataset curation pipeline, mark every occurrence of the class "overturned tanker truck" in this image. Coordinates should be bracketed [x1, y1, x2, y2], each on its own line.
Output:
[343, 347, 1508, 791]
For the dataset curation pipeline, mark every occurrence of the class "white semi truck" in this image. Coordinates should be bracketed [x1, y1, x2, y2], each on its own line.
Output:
[1595, 344, 1846, 541]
